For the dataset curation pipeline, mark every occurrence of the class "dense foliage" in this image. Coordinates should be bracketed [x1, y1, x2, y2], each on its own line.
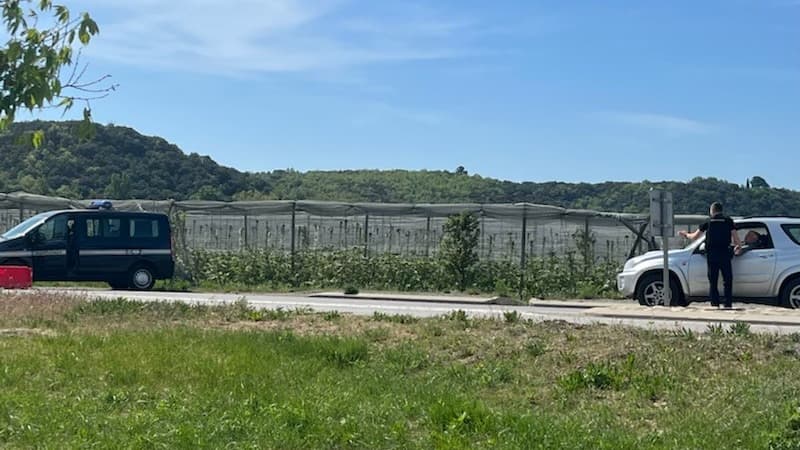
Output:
[439, 212, 480, 291]
[184, 249, 619, 299]
[1, 121, 798, 216]
[265, 171, 800, 216]
[0, 121, 269, 199]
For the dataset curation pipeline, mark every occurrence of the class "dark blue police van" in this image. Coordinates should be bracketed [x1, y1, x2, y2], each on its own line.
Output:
[0, 202, 174, 290]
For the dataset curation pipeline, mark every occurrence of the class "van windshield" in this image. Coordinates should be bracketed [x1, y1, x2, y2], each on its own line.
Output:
[0, 212, 56, 241]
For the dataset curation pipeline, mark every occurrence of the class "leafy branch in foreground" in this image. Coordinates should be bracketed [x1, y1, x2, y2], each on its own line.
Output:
[0, 0, 114, 143]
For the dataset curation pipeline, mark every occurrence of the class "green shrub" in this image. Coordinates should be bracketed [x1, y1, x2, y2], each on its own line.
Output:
[343, 286, 359, 295]
[184, 248, 620, 299]
[503, 310, 520, 324]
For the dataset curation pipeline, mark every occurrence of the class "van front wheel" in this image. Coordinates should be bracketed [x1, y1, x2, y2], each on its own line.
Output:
[129, 266, 155, 290]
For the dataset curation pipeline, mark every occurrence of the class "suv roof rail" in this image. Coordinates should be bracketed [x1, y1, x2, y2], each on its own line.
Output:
[740, 215, 800, 220]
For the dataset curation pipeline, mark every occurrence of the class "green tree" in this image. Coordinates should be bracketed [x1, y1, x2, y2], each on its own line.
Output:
[106, 172, 131, 199]
[191, 185, 225, 201]
[439, 212, 480, 291]
[750, 176, 770, 189]
[0, 0, 110, 141]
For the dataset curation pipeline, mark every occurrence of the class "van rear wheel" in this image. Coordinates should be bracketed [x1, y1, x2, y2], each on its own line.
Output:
[129, 265, 155, 290]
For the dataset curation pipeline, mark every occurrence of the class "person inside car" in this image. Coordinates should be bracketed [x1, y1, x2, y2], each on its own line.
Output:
[734, 230, 767, 256]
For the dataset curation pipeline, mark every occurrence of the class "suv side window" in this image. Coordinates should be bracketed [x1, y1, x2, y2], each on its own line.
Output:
[783, 225, 800, 246]
[735, 224, 773, 249]
[130, 218, 160, 239]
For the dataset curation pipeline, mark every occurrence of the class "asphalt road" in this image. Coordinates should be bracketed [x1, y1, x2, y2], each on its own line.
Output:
[41, 288, 800, 335]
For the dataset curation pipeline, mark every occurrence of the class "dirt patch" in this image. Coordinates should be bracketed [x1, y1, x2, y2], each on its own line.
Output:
[0, 327, 58, 338]
[214, 313, 419, 342]
[0, 290, 84, 320]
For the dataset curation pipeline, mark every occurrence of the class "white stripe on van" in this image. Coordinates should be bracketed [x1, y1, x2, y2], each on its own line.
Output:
[80, 249, 171, 256]
[0, 249, 171, 258]
[33, 250, 67, 257]
[0, 251, 33, 258]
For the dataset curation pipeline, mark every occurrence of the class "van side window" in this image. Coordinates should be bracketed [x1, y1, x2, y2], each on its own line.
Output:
[86, 218, 122, 239]
[130, 219, 159, 239]
[38, 215, 68, 242]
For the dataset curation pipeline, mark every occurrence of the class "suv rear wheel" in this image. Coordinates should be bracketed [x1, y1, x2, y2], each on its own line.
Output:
[636, 273, 686, 307]
[781, 277, 800, 309]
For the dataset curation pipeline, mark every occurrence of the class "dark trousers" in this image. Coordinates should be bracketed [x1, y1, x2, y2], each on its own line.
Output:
[707, 254, 733, 307]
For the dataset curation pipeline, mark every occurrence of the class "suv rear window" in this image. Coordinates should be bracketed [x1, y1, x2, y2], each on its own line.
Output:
[782, 225, 800, 246]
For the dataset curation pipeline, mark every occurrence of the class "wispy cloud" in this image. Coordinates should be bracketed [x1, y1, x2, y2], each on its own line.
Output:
[598, 111, 715, 135]
[74, 0, 480, 76]
[351, 101, 450, 127]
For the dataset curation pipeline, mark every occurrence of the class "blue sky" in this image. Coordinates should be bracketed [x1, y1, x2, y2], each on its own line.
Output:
[26, 0, 800, 189]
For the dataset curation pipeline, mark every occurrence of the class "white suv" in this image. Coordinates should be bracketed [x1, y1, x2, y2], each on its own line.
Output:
[617, 217, 800, 308]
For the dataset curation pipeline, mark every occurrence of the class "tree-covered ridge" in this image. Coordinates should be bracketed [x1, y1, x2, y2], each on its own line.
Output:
[0, 121, 796, 216]
[264, 170, 799, 216]
[0, 121, 268, 200]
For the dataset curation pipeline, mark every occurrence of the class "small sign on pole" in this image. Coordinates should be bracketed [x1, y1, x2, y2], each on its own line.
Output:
[649, 190, 674, 306]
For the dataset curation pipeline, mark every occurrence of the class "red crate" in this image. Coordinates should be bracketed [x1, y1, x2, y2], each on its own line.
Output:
[0, 265, 33, 289]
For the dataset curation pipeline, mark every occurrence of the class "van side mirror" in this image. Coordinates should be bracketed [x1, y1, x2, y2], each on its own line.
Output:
[696, 243, 706, 256]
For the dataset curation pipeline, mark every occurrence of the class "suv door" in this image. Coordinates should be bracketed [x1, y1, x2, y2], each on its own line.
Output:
[687, 243, 710, 297]
[731, 223, 777, 297]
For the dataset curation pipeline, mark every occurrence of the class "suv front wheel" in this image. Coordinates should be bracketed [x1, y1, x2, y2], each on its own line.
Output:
[636, 273, 686, 307]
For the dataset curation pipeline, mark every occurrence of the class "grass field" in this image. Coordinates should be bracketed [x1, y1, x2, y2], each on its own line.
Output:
[1, 292, 799, 449]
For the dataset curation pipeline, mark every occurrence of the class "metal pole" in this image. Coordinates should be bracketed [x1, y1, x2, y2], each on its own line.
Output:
[584, 217, 590, 276]
[425, 216, 431, 257]
[290, 202, 297, 279]
[363, 214, 369, 257]
[480, 212, 485, 257]
[664, 191, 674, 307]
[243, 215, 249, 250]
[663, 234, 671, 306]
[520, 207, 528, 297]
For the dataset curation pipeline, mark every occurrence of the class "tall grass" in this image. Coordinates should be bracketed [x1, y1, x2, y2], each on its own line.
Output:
[1, 294, 798, 448]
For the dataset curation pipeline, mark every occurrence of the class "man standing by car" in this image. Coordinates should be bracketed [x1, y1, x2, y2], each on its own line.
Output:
[679, 202, 742, 308]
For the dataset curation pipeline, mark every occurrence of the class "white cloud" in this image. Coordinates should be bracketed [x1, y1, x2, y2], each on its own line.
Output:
[73, 0, 476, 76]
[599, 111, 714, 135]
[350, 101, 449, 127]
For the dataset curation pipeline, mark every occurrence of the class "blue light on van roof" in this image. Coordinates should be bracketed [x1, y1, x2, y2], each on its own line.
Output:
[88, 200, 113, 210]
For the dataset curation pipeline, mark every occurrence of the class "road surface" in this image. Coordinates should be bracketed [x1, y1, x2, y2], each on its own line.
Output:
[38, 288, 800, 335]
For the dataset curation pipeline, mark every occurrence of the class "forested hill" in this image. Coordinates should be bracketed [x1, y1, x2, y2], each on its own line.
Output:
[262, 170, 800, 216]
[0, 121, 269, 201]
[0, 121, 797, 215]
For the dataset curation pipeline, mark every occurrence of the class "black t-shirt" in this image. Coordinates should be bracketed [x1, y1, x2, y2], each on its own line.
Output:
[699, 214, 735, 254]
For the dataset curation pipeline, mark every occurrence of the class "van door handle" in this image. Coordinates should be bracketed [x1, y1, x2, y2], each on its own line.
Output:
[758, 254, 773, 259]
